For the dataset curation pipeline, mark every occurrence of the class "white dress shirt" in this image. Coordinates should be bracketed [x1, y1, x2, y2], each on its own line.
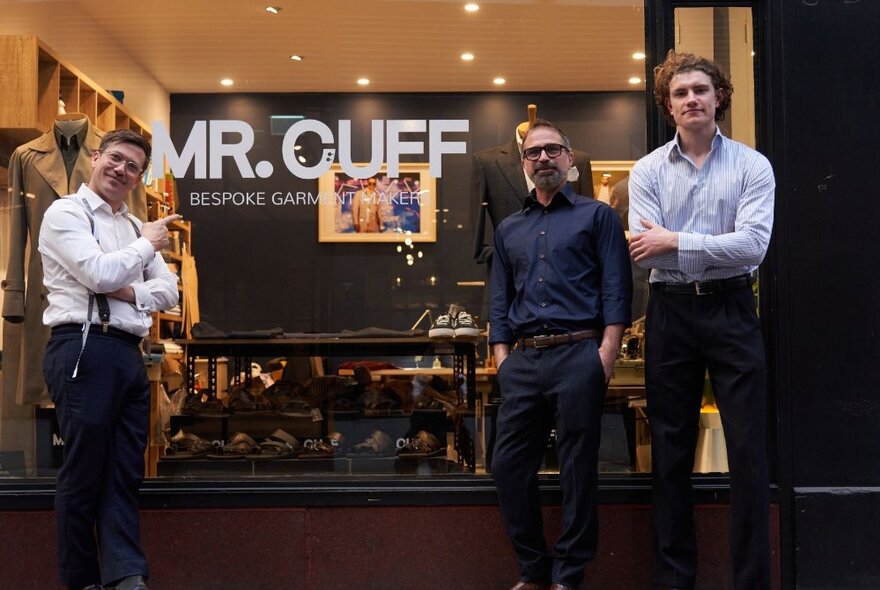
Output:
[628, 127, 775, 283]
[39, 184, 178, 337]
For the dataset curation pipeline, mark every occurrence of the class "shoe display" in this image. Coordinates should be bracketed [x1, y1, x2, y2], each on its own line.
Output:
[453, 310, 480, 337]
[397, 431, 444, 458]
[347, 430, 395, 457]
[428, 313, 455, 338]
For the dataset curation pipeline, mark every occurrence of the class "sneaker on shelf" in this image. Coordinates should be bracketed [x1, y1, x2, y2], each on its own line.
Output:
[453, 310, 480, 337]
[428, 313, 455, 338]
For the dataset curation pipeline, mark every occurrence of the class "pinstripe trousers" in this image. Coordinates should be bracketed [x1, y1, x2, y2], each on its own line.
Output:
[492, 338, 607, 589]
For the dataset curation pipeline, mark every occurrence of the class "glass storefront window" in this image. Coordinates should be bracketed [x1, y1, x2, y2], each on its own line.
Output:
[0, 1, 651, 482]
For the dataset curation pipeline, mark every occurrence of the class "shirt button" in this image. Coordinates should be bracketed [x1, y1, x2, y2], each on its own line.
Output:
[544, 323, 550, 329]
[540, 230, 546, 235]
[539, 254, 545, 260]
[538, 277, 544, 283]
[541, 302, 547, 308]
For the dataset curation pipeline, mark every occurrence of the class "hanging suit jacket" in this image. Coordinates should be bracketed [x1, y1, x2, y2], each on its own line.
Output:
[1, 119, 147, 404]
[472, 138, 593, 265]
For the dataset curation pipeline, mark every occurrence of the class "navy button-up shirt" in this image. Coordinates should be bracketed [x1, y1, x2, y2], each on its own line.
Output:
[489, 184, 632, 345]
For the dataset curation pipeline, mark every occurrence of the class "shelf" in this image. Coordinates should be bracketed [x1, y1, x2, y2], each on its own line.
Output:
[0, 35, 152, 145]
[158, 312, 183, 323]
[163, 251, 183, 263]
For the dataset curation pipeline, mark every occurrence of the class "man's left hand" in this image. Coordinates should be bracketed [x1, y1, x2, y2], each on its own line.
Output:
[105, 286, 136, 303]
[598, 346, 615, 383]
[629, 219, 677, 262]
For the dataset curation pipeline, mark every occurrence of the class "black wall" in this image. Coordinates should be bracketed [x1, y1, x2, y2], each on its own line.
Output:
[170, 92, 645, 334]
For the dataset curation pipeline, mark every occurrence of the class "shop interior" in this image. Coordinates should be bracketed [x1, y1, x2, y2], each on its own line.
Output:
[0, 2, 756, 482]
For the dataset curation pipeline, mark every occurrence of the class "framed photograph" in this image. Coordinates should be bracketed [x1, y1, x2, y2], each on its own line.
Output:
[590, 160, 636, 232]
[317, 163, 437, 243]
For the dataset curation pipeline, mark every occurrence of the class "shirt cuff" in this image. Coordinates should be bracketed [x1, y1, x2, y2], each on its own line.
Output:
[131, 282, 151, 312]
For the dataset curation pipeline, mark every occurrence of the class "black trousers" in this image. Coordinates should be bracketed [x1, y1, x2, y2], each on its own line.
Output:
[43, 326, 150, 588]
[491, 339, 606, 589]
[645, 285, 770, 590]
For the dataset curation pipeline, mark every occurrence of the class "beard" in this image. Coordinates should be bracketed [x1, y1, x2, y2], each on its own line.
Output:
[529, 163, 566, 190]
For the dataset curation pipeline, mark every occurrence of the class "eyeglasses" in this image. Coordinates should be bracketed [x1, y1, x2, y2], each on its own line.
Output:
[101, 150, 144, 177]
[522, 143, 569, 161]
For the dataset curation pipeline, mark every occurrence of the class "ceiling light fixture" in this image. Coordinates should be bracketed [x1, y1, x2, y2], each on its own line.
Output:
[220, 78, 234, 86]
[464, 3, 479, 12]
[290, 54, 303, 61]
[628, 76, 642, 85]
[632, 51, 646, 60]
[461, 52, 474, 61]
[493, 77, 506, 85]
[265, 6, 281, 14]
[357, 78, 370, 86]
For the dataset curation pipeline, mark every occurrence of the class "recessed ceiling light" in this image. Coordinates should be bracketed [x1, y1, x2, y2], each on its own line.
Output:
[461, 52, 475, 61]
[628, 77, 642, 85]
[464, 3, 479, 12]
[493, 77, 506, 85]
[290, 54, 303, 61]
[357, 78, 370, 86]
[632, 51, 646, 60]
[220, 78, 234, 86]
[265, 6, 281, 14]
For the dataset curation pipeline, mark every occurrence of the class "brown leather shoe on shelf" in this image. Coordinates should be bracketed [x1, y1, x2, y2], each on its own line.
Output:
[510, 582, 550, 590]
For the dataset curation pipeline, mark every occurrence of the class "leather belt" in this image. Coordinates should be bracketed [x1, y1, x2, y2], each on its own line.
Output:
[52, 323, 143, 346]
[650, 274, 753, 296]
[518, 329, 601, 350]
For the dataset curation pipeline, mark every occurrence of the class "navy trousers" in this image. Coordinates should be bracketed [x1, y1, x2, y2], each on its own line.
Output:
[43, 326, 150, 588]
[646, 285, 770, 590]
[491, 338, 607, 589]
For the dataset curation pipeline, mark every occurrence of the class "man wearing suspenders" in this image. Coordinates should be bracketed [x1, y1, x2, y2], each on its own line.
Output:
[39, 129, 180, 590]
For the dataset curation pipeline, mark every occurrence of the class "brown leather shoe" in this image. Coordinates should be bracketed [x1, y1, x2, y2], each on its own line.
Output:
[550, 584, 576, 590]
[510, 582, 550, 590]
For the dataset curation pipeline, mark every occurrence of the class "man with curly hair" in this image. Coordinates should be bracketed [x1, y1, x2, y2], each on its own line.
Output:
[628, 51, 775, 590]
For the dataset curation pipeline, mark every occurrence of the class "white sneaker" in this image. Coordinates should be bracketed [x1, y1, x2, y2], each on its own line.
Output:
[428, 313, 455, 338]
[453, 311, 480, 337]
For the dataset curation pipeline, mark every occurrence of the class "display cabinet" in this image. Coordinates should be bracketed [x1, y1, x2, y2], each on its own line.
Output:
[158, 336, 481, 476]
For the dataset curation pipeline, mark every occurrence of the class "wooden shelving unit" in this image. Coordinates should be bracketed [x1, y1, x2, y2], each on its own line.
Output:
[0, 35, 195, 476]
[0, 35, 152, 146]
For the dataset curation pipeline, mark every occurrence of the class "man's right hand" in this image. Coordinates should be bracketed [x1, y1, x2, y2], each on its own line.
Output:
[141, 214, 183, 251]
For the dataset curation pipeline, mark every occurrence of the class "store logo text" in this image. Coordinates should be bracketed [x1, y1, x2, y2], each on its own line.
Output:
[151, 119, 469, 180]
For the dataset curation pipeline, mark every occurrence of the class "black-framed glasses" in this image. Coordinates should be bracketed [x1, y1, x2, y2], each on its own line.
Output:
[522, 143, 569, 161]
[101, 150, 144, 177]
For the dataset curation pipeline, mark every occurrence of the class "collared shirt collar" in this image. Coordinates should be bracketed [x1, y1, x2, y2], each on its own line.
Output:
[665, 125, 724, 161]
[54, 123, 88, 153]
[522, 182, 578, 211]
[76, 183, 129, 216]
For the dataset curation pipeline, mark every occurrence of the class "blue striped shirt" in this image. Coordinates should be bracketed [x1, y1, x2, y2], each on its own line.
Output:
[628, 128, 775, 282]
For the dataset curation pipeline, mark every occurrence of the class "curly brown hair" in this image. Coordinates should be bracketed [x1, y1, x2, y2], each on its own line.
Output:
[653, 50, 734, 124]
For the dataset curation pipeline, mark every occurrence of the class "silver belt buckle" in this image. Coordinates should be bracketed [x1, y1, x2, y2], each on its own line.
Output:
[694, 281, 708, 295]
[532, 335, 553, 349]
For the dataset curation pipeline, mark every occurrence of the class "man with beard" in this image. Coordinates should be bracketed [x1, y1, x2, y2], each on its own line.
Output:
[489, 120, 632, 590]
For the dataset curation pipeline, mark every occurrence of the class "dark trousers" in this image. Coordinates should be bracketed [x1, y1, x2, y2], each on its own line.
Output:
[43, 327, 150, 588]
[491, 339, 606, 589]
[645, 285, 770, 590]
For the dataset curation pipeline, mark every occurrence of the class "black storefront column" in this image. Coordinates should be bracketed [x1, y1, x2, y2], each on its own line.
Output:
[769, 0, 880, 588]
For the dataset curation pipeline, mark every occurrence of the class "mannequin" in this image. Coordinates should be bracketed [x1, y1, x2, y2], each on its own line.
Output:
[2, 116, 148, 407]
[472, 104, 593, 265]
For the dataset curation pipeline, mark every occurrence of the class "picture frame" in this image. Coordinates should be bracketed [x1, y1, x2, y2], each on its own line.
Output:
[317, 163, 437, 243]
[590, 160, 636, 232]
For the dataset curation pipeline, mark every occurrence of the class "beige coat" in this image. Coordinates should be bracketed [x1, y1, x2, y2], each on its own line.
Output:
[1, 120, 147, 404]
